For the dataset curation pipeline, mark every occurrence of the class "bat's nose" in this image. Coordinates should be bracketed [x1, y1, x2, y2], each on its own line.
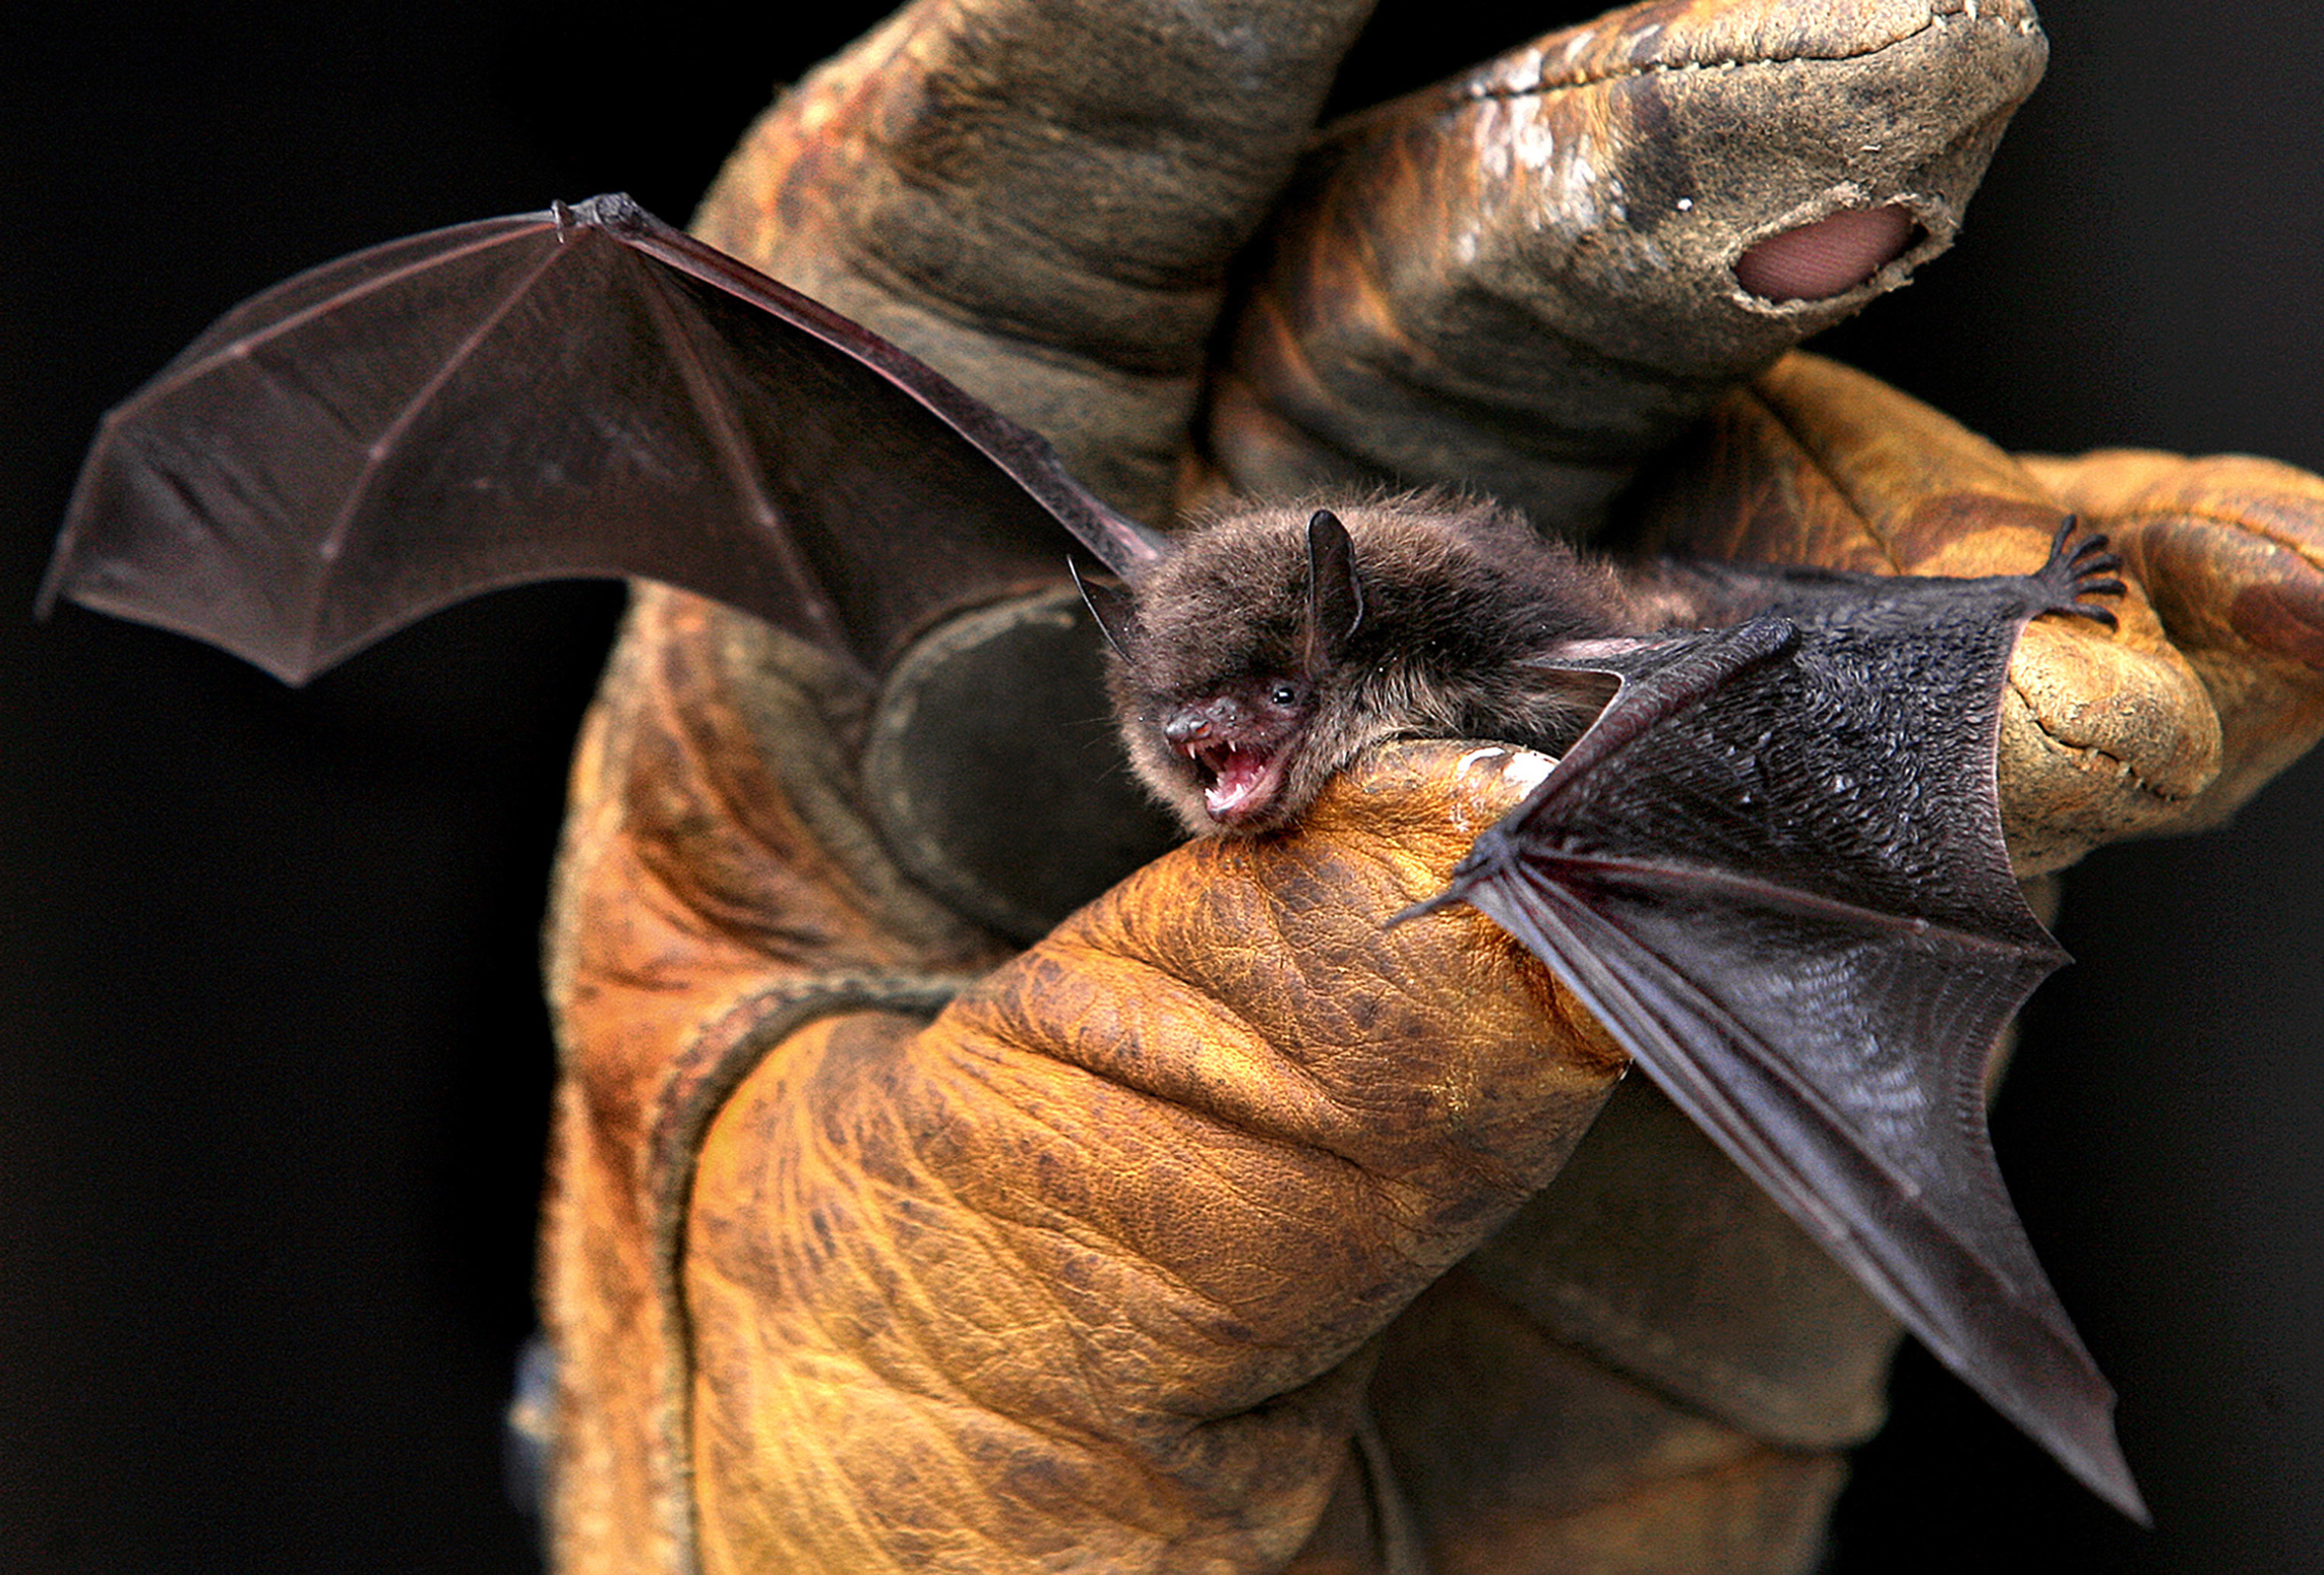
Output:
[1162, 698, 1240, 746]
[1162, 707, 1210, 746]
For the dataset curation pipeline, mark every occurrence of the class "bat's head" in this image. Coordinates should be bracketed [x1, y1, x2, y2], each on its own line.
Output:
[1085, 498, 1626, 837]
[1078, 508, 1346, 836]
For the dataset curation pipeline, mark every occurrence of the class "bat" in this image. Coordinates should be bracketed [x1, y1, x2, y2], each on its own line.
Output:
[40, 193, 2145, 1522]
[1088, 496, 2137, 1522]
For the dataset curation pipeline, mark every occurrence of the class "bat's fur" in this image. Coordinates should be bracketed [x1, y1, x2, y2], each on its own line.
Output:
[1103, 496, 1655, 836]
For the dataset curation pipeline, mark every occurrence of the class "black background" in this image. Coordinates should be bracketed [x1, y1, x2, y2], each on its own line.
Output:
[3, 3, 2317, 1570]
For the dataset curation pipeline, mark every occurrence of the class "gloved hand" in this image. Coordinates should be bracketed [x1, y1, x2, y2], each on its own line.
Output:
[536, 2, 2324, 1572]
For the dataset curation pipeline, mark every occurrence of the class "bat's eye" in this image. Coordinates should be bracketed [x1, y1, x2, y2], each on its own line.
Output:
[1269, 682, 1300, 707]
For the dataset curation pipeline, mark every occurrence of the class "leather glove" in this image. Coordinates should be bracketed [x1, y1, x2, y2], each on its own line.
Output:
[535, 2, 2324, 1571]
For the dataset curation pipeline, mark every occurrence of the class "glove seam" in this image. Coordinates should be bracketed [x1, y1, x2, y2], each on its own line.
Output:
[1465, 1267, 1884, 1449]
[641, 972, 980, 1575]
[1733, 380, 1909, 575]
[1446, 3, 2027, 105]
[2095, 502, 2324, 573]
[2002, 677, 2192, 807]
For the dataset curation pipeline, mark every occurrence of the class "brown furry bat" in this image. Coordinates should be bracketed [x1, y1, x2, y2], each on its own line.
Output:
[1090, 497, 1731, 836]
[44, 194, 2146, 1521]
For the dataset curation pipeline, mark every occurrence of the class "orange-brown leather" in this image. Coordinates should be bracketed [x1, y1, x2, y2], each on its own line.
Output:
[533, 2, 2324, 1571]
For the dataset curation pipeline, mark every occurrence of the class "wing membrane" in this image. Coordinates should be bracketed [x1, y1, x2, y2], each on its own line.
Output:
[43, 194, 1162, 683]
[1434, 603, 2145, 1520]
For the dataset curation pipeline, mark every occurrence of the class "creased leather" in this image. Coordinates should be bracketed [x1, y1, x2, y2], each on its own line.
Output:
[536, 2, 2324, 1572]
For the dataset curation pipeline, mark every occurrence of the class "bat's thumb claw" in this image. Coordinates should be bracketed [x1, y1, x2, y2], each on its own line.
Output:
[1386, 884, 1470, 929]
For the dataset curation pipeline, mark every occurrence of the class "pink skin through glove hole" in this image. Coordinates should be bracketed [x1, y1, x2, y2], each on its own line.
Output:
[1734, 204, 1919, 302]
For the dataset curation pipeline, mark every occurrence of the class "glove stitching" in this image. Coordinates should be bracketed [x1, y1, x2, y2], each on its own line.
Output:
[1506, 1273, 1867, 1445]
[643, 973, 979, 1575]
[2002, 679, 2189, 807]
[2092, 502, 2324, 574]
[1450, 5, 2027, 106]
[1734, 383, 1909, 574]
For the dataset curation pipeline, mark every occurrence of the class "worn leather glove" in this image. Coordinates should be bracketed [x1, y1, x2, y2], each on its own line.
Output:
[535, 2, 2324, 1572]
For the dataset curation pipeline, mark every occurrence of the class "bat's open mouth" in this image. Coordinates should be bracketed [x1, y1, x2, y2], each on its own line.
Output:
[1187, 741, 1284, 825]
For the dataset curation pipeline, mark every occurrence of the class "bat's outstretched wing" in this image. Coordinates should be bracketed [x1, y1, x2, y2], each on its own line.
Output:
[40, 194, 1165, 684]
[1420, 532, 2148, 1521]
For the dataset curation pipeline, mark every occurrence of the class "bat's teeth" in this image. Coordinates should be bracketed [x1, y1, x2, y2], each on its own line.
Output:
[1201, 745, 1281, 822]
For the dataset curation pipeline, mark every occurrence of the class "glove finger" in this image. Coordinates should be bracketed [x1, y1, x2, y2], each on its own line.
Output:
[1625, 352, 2223, 872]
[681, 739, 1626, 1571]
[689, 0, 1378, 519]
[2020, 447, 2324, 829]
[1204, 0, 2047, 529]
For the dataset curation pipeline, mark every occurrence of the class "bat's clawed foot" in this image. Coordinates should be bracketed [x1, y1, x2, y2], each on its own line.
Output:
[2035, 516, 2127, 628]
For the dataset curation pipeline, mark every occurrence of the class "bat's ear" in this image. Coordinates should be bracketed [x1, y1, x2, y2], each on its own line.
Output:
[1303, 509, 1364, 672]
[1069, 558, 1137, 658]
